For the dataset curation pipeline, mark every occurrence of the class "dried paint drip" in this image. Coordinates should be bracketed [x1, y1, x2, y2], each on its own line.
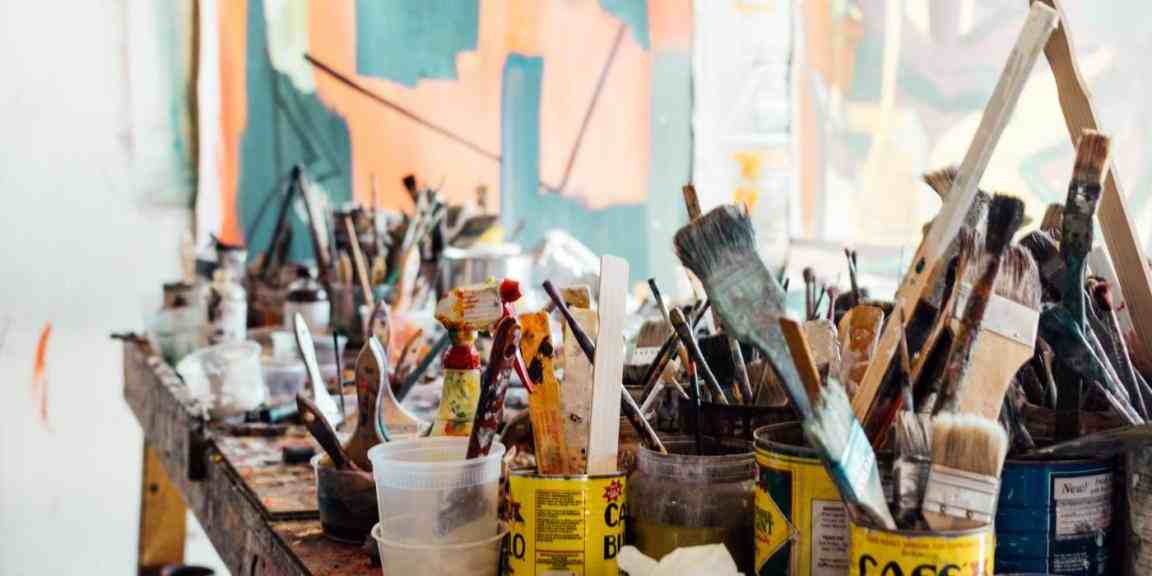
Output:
[31, 322, 52, 429]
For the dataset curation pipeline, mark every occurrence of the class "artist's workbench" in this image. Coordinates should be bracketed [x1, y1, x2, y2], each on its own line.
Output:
[123, 340, 375, 576]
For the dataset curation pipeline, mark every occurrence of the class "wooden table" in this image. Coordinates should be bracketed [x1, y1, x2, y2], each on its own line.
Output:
[123, 339, 376, 575]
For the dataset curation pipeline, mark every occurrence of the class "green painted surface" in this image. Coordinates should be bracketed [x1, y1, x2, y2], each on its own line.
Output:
[355, 0, 479, 87]
[238, 0, 353, 262]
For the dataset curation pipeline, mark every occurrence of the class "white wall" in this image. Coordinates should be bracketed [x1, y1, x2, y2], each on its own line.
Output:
[0, 1, 223, 573]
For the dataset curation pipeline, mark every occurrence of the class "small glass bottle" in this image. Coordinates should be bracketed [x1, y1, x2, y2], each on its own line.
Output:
[283, 265, 330, 332]
[207, 267, 247, 344]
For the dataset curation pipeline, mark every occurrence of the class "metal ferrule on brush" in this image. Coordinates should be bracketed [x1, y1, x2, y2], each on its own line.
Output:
[921, 463, 1000, 526]
[894, 456, 930, 513]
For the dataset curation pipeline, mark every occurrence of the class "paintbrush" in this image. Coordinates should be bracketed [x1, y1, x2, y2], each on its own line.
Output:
[949, 244, 1042, 420]
[893, 311, 930, 528]
[650, 278, 730, 404]
[467, 317, 520, 459]
[344, 337, 387, 469]
[543, 280, 666, 453]
[1028, 422, 1152, 458]
[682, 184, 754, 403]
[344, 215, 375, 311]
[669, 307, 730, 404]
[934, 194, 1026, 413]
[673, 205, 810, 418]
[921, 194, 1024, 532]
[1040, 203, 1064, 241]
[1019, 230, 1063, 303]
[297, 392, 359, 471]
[293, 314, 343, 428]
[1092, 282, 1152, 417]
[922, 413, 1007, 530]
[674, 205, 893, 528]
[636, 300, 711, 407]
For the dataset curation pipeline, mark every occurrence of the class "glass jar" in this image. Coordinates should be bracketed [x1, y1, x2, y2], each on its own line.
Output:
[283, 265, 330, 332]
[628, 438, 756, 572]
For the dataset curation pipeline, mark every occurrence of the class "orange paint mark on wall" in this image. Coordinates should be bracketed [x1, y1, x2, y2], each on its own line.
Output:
[217, 0, 248, 244]
[307, 0, 654, 214]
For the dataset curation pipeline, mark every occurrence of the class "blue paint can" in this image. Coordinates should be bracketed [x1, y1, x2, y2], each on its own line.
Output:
[995, 456, 1117, 575]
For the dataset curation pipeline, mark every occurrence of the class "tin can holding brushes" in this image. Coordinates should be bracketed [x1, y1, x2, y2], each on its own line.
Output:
[996, 456, 1117, 575]
[506, 470, 626, 575]
[848, 522, 995, 576]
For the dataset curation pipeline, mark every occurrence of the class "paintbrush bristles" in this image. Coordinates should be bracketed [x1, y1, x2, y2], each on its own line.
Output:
[923, 166, 959, 199]
[930, 413, 1008, 479]
[984, 194, 1025, 255]
[961, 245, 1042, 307]
[674, 206, 766, 288]
[1072, 130, 1111, 182]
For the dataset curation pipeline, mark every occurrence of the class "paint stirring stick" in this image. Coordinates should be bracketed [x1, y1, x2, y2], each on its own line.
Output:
[544, 278, 666, 454]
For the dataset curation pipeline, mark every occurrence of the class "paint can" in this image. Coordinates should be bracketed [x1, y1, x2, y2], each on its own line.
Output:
[506, 470, 626, 575]
[1126, 446, 1152, 574]
[754, 422, 852, 576]
[996, 456, 1116, 575]
[848, 522, 995, 576]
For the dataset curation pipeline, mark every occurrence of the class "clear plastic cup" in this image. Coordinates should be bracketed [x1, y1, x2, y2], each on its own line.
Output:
[367, 437, 504, 544]
[371, 520, 506, 576]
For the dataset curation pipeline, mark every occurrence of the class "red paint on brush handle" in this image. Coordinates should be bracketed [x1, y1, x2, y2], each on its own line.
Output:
[444, 343, 480, 370]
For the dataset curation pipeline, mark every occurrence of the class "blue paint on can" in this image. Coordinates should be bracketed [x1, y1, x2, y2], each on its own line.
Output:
[996, 457, 1117, 575]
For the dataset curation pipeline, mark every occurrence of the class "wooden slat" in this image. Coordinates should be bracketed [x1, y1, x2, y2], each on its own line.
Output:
[562, 307, 598, 473]
[138, 443, 187, 572]
[1033, 0, 1152, 371]
[587, 256, 629, 474]
[851, 4, 1058, 427]
[520, 312, 570, 474]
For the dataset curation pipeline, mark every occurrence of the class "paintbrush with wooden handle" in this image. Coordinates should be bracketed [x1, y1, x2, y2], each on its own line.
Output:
[466, 316, 520, 459]
[649, 278, 730, 404]
[852, 5, 1058, 439]
[674, 205, 894, 529]
[297, 392, 358, 471]
[922, 194, 1024, 531]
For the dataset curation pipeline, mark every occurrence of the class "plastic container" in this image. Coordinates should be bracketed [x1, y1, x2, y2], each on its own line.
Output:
[371, 520, 506, 575]
[261, 357, 306, 406]
[313, 455, 378, 543]
[629, 437, 756, 573]
[176, 341, 264, 416]
[367, 437, 504, 544]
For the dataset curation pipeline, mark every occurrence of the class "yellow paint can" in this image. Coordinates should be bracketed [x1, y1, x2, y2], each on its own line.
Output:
[848, 523, 995, 576]
[755, 423, 851, 576]
[507, 470, 626, 575]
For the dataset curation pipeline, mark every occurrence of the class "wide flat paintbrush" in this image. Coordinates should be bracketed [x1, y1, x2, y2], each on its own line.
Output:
[675, 205, 893, 529]
[673, 206, 810, 418]
[922, 194, 1024, 531]
[949, 244, 1042, 420]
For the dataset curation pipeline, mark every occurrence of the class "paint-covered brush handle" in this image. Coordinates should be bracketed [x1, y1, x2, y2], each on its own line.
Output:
[297, 393, 358, 471]
[670, 307, 730, 405]
[543, 280, 596, 361]
[467, 317, 520, 459]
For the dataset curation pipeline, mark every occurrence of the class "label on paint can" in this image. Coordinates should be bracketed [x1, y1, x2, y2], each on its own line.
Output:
[849, 523, 994, 576]
[756, 445, 848, 576]
[507, 473, 626, 575]
[1053, 472, 1112, 536]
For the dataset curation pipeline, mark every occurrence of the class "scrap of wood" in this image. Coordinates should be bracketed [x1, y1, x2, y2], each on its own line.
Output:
[520, 312, 570, 475]
[587, 256, 628, 474]
[1033, 0, 1152, 371]
[138, 443, 187, 571]
[851, 4, 1058, 431]
[562, 307, 598, 473]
